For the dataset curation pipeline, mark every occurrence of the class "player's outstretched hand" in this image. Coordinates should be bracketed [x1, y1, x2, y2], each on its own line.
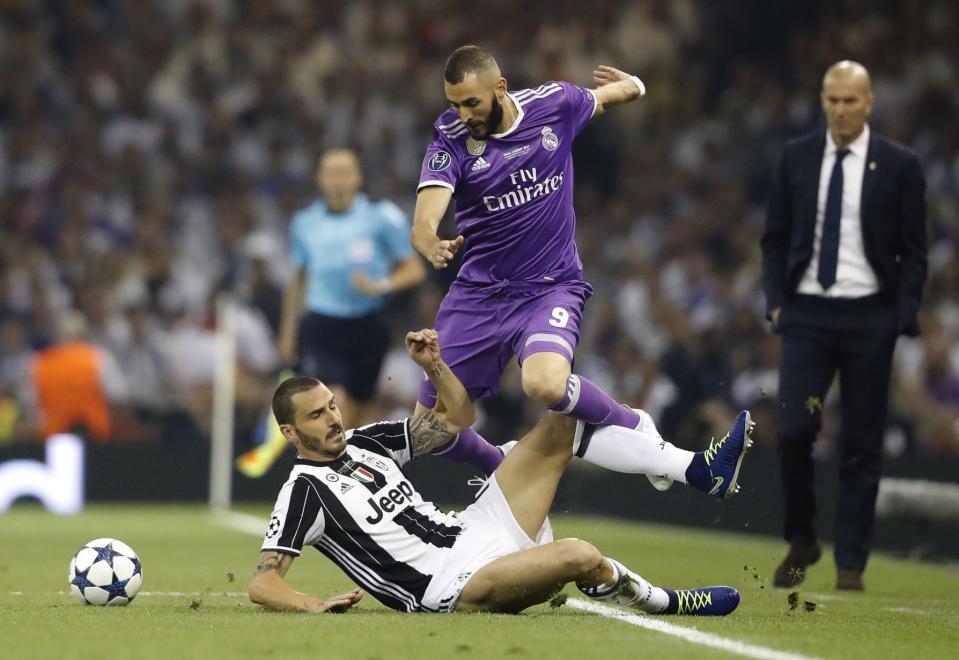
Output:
[593, 65, 630, 86]
[428, 235, 464, 270]
[307, 588, 364, 614]
[406, 328, 442, 368]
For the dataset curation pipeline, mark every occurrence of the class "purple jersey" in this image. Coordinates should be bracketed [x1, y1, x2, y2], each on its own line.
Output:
[418, 81, 597, 286]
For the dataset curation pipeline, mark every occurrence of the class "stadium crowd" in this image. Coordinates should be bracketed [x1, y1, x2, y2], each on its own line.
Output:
[1, 0, 957, 454]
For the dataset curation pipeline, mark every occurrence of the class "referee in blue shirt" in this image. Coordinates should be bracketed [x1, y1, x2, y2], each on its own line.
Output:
[278, 149, 426, 429]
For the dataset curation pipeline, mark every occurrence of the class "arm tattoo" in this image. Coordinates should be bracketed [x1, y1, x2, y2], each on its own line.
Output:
[409, 409, 456, 458]
[429, 360, 444, 378]
[255, 553, 282, 575]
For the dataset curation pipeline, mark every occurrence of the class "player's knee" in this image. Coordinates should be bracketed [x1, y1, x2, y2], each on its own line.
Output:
[521, 369, 567, 405]
[555, 538, 605, 578]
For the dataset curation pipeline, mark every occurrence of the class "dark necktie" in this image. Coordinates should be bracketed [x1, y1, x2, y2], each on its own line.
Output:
[817, 148, 851, 290]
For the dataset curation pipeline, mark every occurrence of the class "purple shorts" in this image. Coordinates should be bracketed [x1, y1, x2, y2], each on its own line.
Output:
[418, 280, 593, 405]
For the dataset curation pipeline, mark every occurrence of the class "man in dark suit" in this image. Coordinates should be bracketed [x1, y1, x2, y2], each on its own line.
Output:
[761, 61, 927, 591]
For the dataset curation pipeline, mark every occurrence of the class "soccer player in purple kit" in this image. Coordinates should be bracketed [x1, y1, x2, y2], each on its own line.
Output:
[411, 45, 751, 496]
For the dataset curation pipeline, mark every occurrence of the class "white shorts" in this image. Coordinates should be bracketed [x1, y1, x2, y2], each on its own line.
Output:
[420, 475, 553, 613]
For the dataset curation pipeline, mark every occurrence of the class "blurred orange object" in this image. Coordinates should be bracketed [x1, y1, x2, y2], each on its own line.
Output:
[32, 341, 111, 442]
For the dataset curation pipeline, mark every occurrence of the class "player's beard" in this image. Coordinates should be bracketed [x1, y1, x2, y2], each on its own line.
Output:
[296, 426, 345, 458]
[470, 95, 504, 140]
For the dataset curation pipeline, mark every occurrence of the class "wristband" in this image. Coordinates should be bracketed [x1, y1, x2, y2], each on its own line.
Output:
[376, 278, 392, 295]
[629, 75, 646, 97]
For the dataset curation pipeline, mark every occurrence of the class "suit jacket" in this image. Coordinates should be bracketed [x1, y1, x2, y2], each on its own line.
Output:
[761, 129, 927, 336]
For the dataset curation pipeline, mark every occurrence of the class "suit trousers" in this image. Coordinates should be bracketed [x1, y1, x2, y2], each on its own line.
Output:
[775, 293, 898, 571]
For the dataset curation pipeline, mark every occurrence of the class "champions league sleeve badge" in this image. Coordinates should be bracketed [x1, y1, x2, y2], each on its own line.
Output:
[266, 516, 281, 538]
[466, 138, 486, 156]
[541, 126, 559, 151]
[428, 151, 452, 171]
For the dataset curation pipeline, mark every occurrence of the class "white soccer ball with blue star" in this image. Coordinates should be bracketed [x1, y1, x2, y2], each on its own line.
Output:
[68, 538, 143, 606]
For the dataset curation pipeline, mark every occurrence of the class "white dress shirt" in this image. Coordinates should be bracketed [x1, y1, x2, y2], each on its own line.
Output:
[798, 124, 880, 298]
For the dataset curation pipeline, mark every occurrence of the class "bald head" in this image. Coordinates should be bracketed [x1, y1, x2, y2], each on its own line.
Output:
[820, 60, 873, 148]
[822, 60, 872, 93]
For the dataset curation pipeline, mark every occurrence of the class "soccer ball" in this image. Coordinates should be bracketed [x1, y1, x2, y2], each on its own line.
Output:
[68, 538, 143, 606]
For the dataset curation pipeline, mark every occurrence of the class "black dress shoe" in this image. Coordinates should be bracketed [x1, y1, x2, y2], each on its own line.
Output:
[773, 542, 822, 588]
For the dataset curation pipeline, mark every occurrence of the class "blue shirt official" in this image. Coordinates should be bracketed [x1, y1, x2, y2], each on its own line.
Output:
[290, 193, 414, 318]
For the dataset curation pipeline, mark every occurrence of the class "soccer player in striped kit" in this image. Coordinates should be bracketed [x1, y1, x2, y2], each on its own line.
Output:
[249, 328, 749, 615]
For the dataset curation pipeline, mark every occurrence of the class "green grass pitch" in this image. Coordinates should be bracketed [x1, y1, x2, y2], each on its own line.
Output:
[1, 504, 957, 659]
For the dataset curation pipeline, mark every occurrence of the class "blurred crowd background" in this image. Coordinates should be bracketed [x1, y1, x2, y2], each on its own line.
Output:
[1, 0, 957, 456]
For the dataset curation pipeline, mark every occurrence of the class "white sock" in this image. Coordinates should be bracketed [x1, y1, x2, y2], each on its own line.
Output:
[583, 558, 669, 613]
[596, 557, 621, 591]
[573, 421, 693, 484]
[623, 569, 670, 613]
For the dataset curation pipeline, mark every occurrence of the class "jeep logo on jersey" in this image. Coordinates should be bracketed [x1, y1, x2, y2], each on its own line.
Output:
[364, 480, 415, 524]
[428, 151, 451, 171]
[541, 126, 559, 151]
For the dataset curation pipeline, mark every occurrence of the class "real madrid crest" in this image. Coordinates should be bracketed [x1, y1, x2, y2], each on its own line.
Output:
[466, 138, 486, 156]
[541, 126, 559, 151]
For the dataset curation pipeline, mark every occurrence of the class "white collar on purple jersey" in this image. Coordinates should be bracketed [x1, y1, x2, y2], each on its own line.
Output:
[491, 92, 525, 139]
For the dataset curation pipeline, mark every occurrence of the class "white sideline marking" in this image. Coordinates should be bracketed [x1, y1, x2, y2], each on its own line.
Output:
[141, 591, 247, 597]
[803, 592, 847, 602]
[216, 510, 267, 535]
[218, 512, 818, 659]
[7, 511, 267, 602]
[882, 607, 930, 614]
[567, 599, 819, 660]
[9, 591, 248, 597]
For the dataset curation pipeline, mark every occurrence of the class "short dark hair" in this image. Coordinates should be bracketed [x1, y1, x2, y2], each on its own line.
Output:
[272, 376, 322, 425]
[444, 45, 497, 84]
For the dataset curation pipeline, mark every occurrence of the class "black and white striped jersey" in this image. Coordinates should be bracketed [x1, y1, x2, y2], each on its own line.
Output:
[260, 419, 465, 612]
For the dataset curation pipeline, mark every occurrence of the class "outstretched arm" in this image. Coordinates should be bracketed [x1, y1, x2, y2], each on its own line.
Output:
[591, 66, 646, 117]
[406, 328, 476, 457]
[248, 551, 363, 613]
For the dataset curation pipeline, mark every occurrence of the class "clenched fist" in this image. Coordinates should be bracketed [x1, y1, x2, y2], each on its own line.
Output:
[405, 328, 442, 368]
